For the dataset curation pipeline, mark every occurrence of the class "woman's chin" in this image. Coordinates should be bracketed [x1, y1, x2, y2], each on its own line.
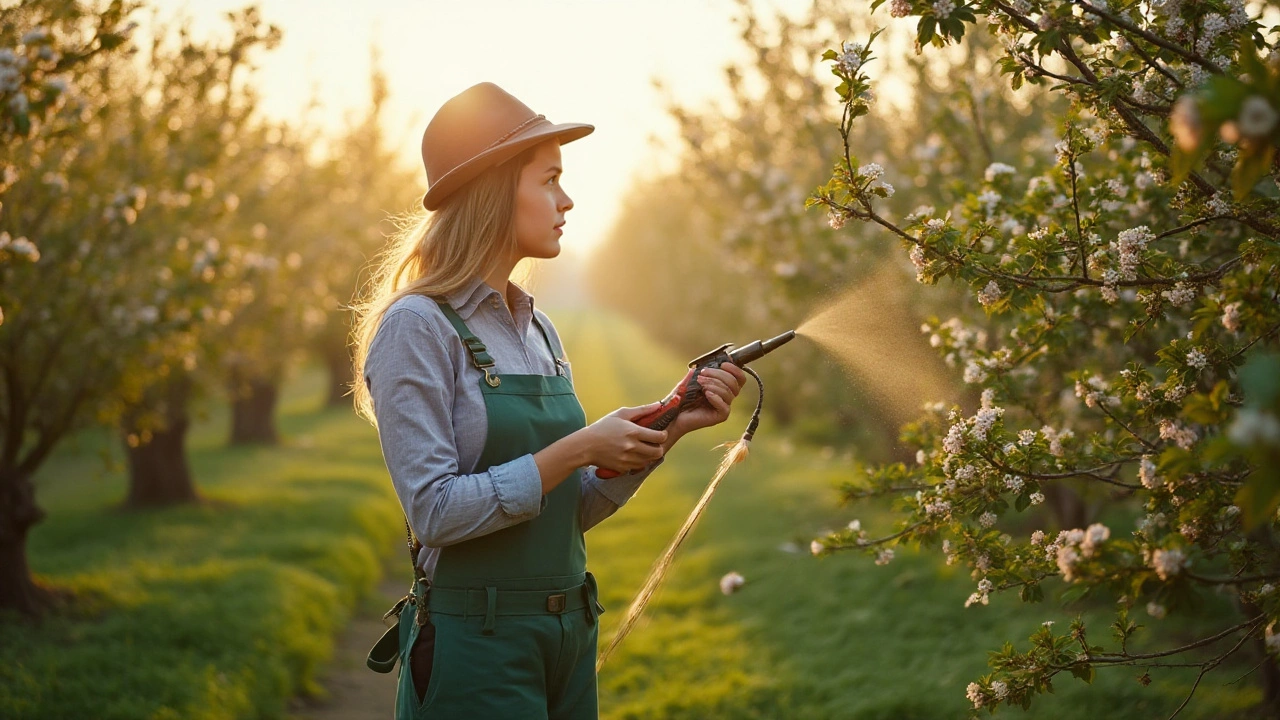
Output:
[537, 240, 562, 259]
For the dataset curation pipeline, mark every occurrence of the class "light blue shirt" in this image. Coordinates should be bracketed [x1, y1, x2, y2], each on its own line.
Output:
[363, 276, 660, 580]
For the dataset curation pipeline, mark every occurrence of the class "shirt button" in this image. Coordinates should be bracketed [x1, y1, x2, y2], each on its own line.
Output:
[490, 297, 501, 308]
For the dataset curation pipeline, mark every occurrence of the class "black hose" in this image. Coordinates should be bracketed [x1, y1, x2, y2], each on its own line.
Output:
[742, 366, 765, 441]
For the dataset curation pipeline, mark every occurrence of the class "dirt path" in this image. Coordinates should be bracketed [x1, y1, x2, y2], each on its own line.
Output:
[288, 564, 410, 720]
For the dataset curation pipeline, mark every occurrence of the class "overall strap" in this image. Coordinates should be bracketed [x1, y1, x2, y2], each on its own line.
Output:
[531, 313, 569, 377]
[436, 301, 501, 388]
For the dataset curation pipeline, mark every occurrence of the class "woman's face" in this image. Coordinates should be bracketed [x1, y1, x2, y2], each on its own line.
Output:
[513, 140, 573, 260]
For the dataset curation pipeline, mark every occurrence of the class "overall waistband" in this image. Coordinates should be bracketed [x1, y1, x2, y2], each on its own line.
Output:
[425, 572, 603, 634]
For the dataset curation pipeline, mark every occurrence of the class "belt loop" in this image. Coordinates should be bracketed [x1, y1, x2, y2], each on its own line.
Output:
[482, 586, 497, 635]
[582, 572, 602, 627]
[462, 588, 470, 622]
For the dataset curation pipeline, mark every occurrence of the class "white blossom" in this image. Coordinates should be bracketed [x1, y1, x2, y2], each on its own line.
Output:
[1228, 408, 1280, 446]
[977, 190, 1001, 216]
[1147, 602, 1167, 619]
[1151, 548, 1186, 580]
[979, 511, 998, 528]
[810, 539, 824, 556]
[991, 681, 1009, 700]
[943, 422, 967, 454]
[875, 548, 895, 565]
[1111, 226, 1152, 281]
[836, 41, 864, 76]
[890, 0, 912, 16]
[967, 682, 985, 709]
[1080, 523, 1110, 557]
[1221, 301, 1242, 333]
[1186, 348, 1208, 369]
[719, 571, 746, 595]
[1170, 96, 1202, 152]
[1029, 491, 1045, 505]
[1159, 419, 1199, 450]
[1139, 456, 1159, 489]
[963, 360, 988, 384]
[933, 0, 956, 19]
[1030, 530, 1046, 545]
[984, 162, 1016, 182]
[1239, 96, 1279, 137]
[857, 162, 884, 180]
[978, 280, 1002, 307]
[1057, 545, 1082, 581]
[973, 406, 1004, 439]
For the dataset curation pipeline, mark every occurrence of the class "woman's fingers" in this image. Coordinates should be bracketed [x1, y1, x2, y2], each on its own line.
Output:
[705, 388, 730, 414]
[701, 367, 743, 397]
[700, 377, 736, 405]
[633, 425, 667, 445]
[612, 401, 663, 421]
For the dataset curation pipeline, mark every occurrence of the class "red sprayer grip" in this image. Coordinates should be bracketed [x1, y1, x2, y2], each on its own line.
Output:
[595, 368, 703, 479]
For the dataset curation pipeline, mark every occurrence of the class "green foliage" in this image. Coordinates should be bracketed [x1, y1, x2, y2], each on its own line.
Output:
[0, 366, 401, 719]
[567, 310, 1249, 719]
[807, 0, 1280, 715]
[1169, 36, 1280, 200]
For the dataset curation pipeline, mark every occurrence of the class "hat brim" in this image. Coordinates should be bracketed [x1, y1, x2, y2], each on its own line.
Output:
[422, 120, 594, 210]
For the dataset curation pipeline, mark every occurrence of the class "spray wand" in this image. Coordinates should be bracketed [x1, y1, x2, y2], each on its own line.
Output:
[596, 330, 796, 479]
[595, 329, 796, 671]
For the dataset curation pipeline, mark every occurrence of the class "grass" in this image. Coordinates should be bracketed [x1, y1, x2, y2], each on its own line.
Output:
[0, 365, 403, 720]
[0, 308, 1264, 719]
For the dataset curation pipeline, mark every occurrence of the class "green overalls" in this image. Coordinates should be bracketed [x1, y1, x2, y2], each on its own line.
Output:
[370, 301, 605, 720]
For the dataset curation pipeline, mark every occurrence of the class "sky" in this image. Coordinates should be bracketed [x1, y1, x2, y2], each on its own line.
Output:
[175, 0, 819, 259]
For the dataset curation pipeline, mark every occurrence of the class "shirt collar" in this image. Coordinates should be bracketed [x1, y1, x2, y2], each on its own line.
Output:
[443, 275, 537, 320]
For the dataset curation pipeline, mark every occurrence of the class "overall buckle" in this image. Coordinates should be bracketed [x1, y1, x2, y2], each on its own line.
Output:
[546, 593, 567, 613]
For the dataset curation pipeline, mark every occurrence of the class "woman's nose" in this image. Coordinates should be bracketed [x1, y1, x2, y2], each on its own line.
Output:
[558, 188, 574, 212]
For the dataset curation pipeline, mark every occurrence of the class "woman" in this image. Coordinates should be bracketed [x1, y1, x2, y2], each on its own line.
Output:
[351, 82, 747, 719]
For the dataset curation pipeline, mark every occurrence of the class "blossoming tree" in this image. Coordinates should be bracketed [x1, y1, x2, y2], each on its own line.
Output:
[808, 0, 1280, 714]
[0, 0, 149, 614]
[0, 2, 284, 612]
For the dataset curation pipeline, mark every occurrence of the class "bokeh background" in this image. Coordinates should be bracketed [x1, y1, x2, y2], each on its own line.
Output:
[2, 0, 1278, 718]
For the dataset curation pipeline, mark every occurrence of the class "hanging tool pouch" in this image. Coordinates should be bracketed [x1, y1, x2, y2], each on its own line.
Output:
[366, 580, 424, 674]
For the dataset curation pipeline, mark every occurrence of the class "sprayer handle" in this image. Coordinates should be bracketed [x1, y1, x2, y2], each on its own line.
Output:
[595, 368, 705, 479]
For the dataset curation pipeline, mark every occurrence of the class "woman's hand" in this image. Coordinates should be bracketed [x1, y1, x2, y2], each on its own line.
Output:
[581, 403, 669, 473]
[670, 363, 747, 436]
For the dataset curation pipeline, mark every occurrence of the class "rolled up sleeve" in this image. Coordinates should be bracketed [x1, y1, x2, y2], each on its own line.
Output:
[579, 459, 663, 532]
[366, 307, 543, 548]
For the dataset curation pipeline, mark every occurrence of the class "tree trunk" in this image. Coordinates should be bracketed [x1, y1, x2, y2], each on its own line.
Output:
[319, 335, 353, 408]
[229, 367, 281, 445]
[123, 375, 199, 509]
[1043, 483, 1088, 530]
[0, 470, 51, 616]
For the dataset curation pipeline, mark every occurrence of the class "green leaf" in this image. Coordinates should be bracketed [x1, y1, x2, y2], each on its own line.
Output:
[1020, 582, 1044, 603]
[1200, 77, 1249, 124]
[1240, 353, 1280, 408]
[822, 49, 838, 61]
[1069, 664, 1096, 684]
[1170, 140, 1215, 189]
[1016, 493, 1031, 512]
[1231, 144, 1276, 201]
[1236, 463, 1280, 530]
[918, 16, 936, 45]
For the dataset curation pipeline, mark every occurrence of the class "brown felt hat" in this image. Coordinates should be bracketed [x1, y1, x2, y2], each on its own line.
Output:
[419, 82, 594, 210]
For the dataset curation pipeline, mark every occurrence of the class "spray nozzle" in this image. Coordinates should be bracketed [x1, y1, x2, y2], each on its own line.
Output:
[727, 330, 796, 366]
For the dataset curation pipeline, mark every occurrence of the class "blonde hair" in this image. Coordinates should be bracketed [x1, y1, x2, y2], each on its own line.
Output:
[350, 146, 539, 425]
